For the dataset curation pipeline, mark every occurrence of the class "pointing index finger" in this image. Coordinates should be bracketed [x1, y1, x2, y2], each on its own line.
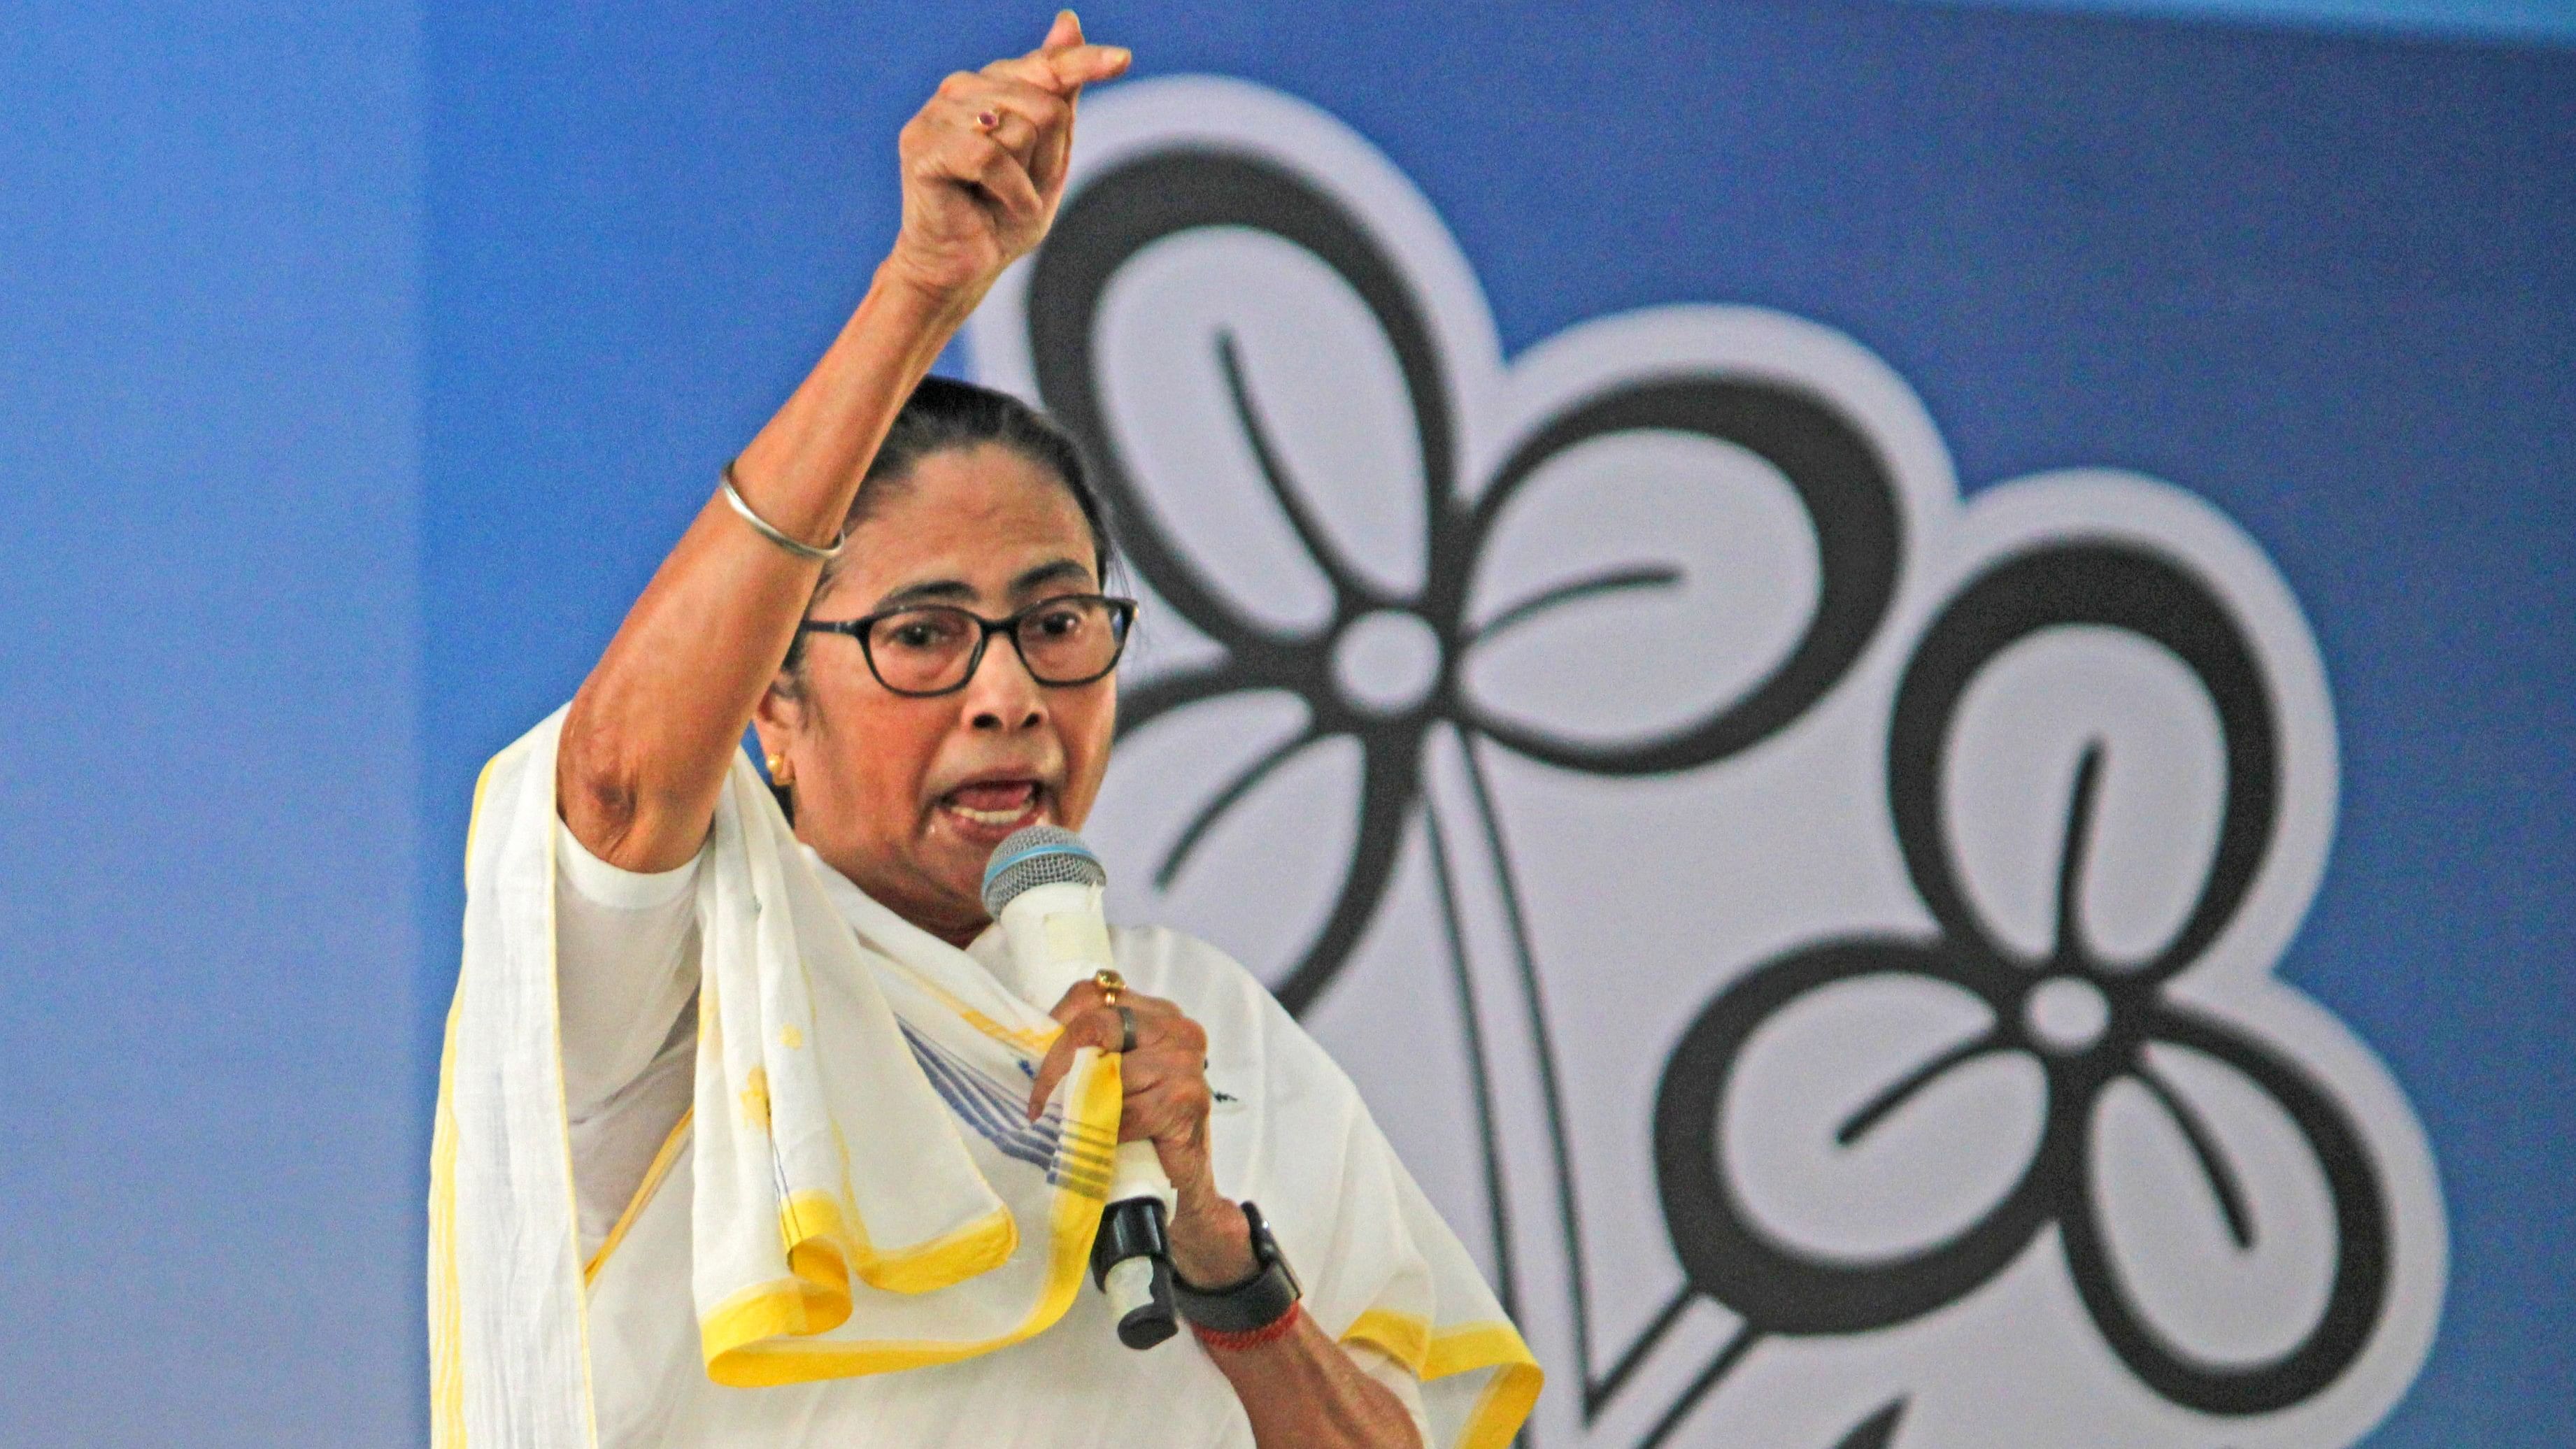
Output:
[1043, 43, 1129, 92]
[1025, 11, 1128, 94]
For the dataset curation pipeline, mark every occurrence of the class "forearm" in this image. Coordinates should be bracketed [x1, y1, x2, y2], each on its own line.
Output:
[731, 266, 980, 544]
[559, 269, 971, 871]
[1163, 1199, 1418, 1449]
[1202, 1311, 1423, 1449]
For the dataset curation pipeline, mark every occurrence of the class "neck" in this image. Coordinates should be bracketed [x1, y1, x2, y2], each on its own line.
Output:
[924, 917, 985, 950]
[805, 837, 991, 949]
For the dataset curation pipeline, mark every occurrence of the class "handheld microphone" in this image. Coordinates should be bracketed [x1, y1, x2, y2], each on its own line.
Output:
[981, 825, 1179, 1350]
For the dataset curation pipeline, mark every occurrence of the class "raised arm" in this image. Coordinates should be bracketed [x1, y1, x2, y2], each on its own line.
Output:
[558, 13, 1128, 871]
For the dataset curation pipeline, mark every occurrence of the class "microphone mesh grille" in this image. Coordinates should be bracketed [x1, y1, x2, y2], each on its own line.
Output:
[980, 824, 1107, 915]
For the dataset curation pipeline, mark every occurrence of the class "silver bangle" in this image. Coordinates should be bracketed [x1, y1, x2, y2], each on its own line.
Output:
[720, 459, 845, 562]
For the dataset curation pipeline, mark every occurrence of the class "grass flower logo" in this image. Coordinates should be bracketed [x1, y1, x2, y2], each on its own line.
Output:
[1653, 542, 2400, 1443]
[971, 77, 2445, 1449]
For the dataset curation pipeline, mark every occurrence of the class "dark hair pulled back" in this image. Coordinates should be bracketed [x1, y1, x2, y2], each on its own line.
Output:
[777, 374, 1115, 683]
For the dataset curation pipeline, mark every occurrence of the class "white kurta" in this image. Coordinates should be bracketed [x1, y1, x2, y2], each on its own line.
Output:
[432, 711, 1539, 1449]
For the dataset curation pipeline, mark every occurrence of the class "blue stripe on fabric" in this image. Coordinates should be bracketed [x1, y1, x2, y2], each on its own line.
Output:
[899, 1022, 1064, 1173]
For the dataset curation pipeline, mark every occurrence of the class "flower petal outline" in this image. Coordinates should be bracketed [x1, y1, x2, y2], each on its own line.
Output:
[1655, 531, 2394, 1416]
[981, 96, 1907, 1008]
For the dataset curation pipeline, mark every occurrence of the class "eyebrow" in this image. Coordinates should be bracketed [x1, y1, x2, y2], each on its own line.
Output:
[870, 557, 1095, 613]
[1011, 557, 1094, 597]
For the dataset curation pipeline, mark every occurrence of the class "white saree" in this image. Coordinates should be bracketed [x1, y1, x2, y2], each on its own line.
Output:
[430, 710, 1540, 1448]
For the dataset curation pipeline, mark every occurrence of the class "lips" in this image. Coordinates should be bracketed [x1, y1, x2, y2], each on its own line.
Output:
[936, 777, 1048, 838]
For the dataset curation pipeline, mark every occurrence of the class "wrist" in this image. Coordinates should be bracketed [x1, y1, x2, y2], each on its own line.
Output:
[869, 253, 990, 330]
[1167, 1194, 1258, 1290]
[1172, 1201, 1304, 1337]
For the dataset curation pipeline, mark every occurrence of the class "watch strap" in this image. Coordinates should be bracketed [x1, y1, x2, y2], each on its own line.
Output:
[1172, 1201, 1302, 1334]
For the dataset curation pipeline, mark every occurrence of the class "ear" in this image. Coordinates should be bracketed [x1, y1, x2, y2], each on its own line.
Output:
[751, 677, 804, 775]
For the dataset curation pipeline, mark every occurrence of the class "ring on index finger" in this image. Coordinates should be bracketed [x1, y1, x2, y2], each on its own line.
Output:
[1115, 1005, 1139, 1055]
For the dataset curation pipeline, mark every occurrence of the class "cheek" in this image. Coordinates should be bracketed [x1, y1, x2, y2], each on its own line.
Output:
[816, 699, 947, 836]
[1055, 691, 1119, 821]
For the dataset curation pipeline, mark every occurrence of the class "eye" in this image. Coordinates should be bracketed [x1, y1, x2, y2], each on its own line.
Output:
[876, 610, 971, 652]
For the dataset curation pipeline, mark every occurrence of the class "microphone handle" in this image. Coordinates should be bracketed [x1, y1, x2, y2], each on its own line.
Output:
[988, 885, 1182, 1348]
[1095, 1145, 1179, 1349]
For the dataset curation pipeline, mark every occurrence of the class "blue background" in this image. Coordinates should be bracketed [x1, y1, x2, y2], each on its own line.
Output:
[3, 1, 2567, 1443]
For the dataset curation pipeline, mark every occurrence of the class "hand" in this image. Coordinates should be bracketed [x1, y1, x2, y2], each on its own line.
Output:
[1027, 977, 1258, 1290]
[881, 11, 1131, 304]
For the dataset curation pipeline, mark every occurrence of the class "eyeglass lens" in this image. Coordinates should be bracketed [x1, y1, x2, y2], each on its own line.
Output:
[866, 597, 1126, 694]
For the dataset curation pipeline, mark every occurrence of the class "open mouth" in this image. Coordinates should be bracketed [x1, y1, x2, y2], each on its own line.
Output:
[937, 778, 1049, 838]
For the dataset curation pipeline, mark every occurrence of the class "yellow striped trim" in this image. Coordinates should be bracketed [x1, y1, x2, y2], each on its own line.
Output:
[699, 1048, 1122, 1387]
[428, 988, 467, 1448]
[1342, 1308, 1432, 1375]
[541, 745, 604, 1448]
[461, 742, 504, 887]
[1339, 1311, 1543, 1449]
[581, 1108, 694, 1288]
[874, 955, 1061, 1056]
[427, 743, 512, 1446]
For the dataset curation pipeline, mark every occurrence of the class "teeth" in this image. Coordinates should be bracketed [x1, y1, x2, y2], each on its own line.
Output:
[946, 801, 1037, 828]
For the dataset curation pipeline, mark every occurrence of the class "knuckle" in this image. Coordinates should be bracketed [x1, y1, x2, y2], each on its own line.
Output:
[938, 71, 979, 98]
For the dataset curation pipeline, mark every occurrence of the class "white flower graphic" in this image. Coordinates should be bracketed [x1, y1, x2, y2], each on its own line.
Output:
[970, 77, 2445, 1449]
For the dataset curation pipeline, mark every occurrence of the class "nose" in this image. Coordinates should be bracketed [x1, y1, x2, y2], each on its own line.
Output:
[959, 631, 1046, 733]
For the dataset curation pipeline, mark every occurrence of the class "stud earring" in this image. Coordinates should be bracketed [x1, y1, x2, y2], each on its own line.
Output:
[766, 752, 793, 786]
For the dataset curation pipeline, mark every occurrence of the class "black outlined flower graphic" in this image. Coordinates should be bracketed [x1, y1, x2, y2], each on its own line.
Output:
[976, 82, 1905, 1429]
[1651, 542, 2391, 1427]
[1011, 145, 1901, 1018]
[969, 76, 2447, 1449]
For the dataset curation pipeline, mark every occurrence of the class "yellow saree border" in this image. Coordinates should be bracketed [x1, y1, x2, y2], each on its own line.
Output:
[427, 742, 511, 1448]
[581, 1108, 694, 1289]
[700, 1048, 1123, 1388]
[871, 951, 1061, 1057]
[429, 989, 468, 1448]
[1341, 1309, 1544, 1449]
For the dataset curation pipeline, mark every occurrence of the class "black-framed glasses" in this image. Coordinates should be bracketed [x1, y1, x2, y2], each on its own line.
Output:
[797, 593, 1139, 698]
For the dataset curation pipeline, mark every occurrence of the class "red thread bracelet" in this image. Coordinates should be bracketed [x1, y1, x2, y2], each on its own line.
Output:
[1188, 1300, 1303, 1352]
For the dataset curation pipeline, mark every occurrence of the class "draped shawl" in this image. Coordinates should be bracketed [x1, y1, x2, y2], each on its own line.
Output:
[429, 711, 1539, 1447]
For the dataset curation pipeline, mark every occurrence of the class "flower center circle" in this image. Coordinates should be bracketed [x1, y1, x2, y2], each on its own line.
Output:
[1331, 609, 1444, 717]
[2023, 976, 2112, 1055]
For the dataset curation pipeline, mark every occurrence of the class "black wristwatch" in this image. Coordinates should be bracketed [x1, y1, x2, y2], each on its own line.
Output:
[1172, 1201, 1302, 1333]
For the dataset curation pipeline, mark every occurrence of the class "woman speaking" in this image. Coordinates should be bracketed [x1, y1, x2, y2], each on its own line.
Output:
[429, 13, 1537, 1448]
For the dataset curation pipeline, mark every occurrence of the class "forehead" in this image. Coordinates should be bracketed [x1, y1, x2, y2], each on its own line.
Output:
[829, 444, 1097, 608]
